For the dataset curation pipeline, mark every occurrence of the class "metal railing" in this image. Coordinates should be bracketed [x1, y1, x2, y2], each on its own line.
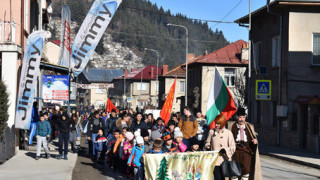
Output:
[0, 20, 16, 44]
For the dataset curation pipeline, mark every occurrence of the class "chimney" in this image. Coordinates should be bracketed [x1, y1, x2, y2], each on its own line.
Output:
[187, 54, 195, 61]
[124, 69, 128, 77]
[162, 65, 168, 75]
[151, 67, 154, 78]
[205, 50, 208, 55]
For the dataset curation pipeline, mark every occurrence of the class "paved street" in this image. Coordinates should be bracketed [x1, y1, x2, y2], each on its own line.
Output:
[261, 155, 320, 180]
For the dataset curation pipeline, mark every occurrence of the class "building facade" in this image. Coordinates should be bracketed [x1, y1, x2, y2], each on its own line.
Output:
[236, 0, 320, 153]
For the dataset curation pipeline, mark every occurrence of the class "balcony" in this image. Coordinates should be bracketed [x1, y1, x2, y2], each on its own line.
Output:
[0, 21, 16, 44]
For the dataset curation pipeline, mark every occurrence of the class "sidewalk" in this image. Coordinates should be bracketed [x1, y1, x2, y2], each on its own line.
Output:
[0, 141, 78, 180]
[260, 145, 320, 169]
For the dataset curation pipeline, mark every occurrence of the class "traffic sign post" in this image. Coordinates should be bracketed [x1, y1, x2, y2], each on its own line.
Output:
[256, 80, 271, 100]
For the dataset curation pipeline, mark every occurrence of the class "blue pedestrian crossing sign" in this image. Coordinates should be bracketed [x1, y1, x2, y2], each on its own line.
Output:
[256, 80, 272, 100]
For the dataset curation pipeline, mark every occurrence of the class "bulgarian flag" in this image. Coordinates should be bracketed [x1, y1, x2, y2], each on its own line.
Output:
[160, 77, 177, 125]
[206, 67, 237, 129]
[106, 98, 119, 113]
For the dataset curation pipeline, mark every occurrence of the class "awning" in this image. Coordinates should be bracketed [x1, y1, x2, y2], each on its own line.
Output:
[294, 95, 320, 105]
[40, 61, 69, 74]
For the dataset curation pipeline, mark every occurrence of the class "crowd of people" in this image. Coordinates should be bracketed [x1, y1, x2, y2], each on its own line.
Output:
[32, 105, 260, 180]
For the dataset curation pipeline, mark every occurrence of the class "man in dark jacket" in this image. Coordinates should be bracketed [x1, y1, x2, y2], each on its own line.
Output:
[131, 112, 148, 132]
[105, 109, 118, 136]
[55, 113, 74, 160]
[87, 111, 105, 160]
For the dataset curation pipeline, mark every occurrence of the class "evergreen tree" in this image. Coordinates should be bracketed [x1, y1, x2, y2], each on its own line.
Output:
[157, 157, 169, 180]
[0, 81, 9, 141]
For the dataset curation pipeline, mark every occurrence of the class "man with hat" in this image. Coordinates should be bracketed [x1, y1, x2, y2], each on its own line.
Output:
[230, 108, 262, 180]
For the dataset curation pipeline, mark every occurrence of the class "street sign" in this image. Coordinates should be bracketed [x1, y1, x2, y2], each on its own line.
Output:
[256, 80, 271, 100]
[127, 97, 131, 103]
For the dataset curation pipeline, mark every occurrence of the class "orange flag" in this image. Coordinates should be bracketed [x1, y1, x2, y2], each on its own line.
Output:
[106, 98, 119, 113]
[160, 77, 177, 125]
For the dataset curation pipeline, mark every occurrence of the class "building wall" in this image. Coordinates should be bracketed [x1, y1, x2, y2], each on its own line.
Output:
[90, 88, 107, 109]
[162, 77, 185, 113]
[200, 66, 247, 114]
[44, 42, 60, 64]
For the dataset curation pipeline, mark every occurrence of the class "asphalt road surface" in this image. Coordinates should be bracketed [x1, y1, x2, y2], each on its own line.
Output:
[72, 138, 320, 180]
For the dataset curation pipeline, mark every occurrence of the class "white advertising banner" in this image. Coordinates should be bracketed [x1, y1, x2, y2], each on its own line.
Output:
[70, 0, 122, 76]
[15, 31, 51, 129]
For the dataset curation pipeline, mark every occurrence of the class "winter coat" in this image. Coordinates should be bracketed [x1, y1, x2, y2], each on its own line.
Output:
[128, 145, 145, 167]
[122, 140, 134, 160]
[205, 128, 236, 165]
[178, 115, 198, 139]
[173, 141, 187, 152]
[94, 135, 107, 152]
[130, 120, 148, 132]
[36, 120, 51, 137]
[113, 134, 125, 154]
[105, 116, 118, 134]
[162, 143, 177, 153]
[148, 149, 163, 154]
[55, 117, 75, 133]
[152, 124, 165, 132]
[87, 118, 105, 137]
[107, 136, 117, 152]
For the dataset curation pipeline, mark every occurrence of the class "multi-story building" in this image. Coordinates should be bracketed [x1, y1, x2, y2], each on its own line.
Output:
[236, 0, 320, 153]
[110, 65, 166, 110]
[186, 40, 248, 114]
[0, 0, 51, 161]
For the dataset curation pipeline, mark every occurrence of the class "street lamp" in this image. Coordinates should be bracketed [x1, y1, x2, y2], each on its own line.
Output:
[145, 48, 159, 107]
[167, 23, 188, 106]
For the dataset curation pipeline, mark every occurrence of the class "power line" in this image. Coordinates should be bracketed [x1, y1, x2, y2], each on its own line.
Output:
[212, 0, 244, 28]
[123, 6, 236, 24]
[108, 30, 222, 43]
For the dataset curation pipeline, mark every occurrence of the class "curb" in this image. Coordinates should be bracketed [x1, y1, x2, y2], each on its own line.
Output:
[260, 152, 320, 170]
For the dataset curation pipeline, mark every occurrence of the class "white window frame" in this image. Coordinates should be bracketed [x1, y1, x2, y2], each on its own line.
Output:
[312, 33, 320, 65]
[95, 89, 105, 94]
[272, 36, 281, 67]
[180, 81, 185, 93]
[224, 68, 236, 87]
[137, 83, 147, 91]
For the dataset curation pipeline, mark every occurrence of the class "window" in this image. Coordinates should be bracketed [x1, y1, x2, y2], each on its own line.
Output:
[313, 34, 320, 65]
[253, 42, 260, 69]
[137, 83, 147, 91]
[156, 82, 159, 92]
[180, 81, 185, 93]
[272, 36, 281, 67]
[95, 89, 105, 94]
[224, 68, 236, 87]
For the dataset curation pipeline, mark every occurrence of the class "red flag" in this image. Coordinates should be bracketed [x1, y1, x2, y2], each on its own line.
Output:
[160, 77, 177, 125]
[106, 98, 118, 113]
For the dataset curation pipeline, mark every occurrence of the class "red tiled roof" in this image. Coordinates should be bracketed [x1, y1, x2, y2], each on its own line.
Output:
[117, 65, 163, 80]
[294, 95, 320, 104]
[51, 40, 61, 46]
[190, 40, 248, 65]
[162, 55, 203, 77]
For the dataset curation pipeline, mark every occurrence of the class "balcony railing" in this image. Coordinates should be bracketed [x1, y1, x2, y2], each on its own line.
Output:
[0, 21, 16, 44]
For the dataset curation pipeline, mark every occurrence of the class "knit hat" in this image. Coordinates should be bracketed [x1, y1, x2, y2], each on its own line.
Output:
[141, 129, 149, 138]
[174, 127, 183, 139]
[125, 132, 134, 141]
[189, 136, 199, 146]
[151, 131, 162, 141]
[162, 130, 173, 141]
[134, 129, 141, 137]
[136, 136, 144, 145]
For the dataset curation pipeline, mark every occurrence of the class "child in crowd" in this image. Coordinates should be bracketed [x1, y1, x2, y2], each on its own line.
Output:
[187, 137, 200, 152]
[128, 136, 145, 180]
[173, 127, 187, 152]
[107, 129, 120, 169]
[141, 129, 152, 153]
[94, 129, 107, 167]
[112, 127, 127, 172]
[35, 113, 51, 160]
[148, 139, 163, 154]
[167, 120, 176, 134]
[162, 130, 177, 153]
[121, 132, 134, 177]
[152, 118, 165, 132]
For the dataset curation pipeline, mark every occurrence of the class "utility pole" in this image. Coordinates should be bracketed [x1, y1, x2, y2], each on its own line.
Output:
[145, 48, 159, 108]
